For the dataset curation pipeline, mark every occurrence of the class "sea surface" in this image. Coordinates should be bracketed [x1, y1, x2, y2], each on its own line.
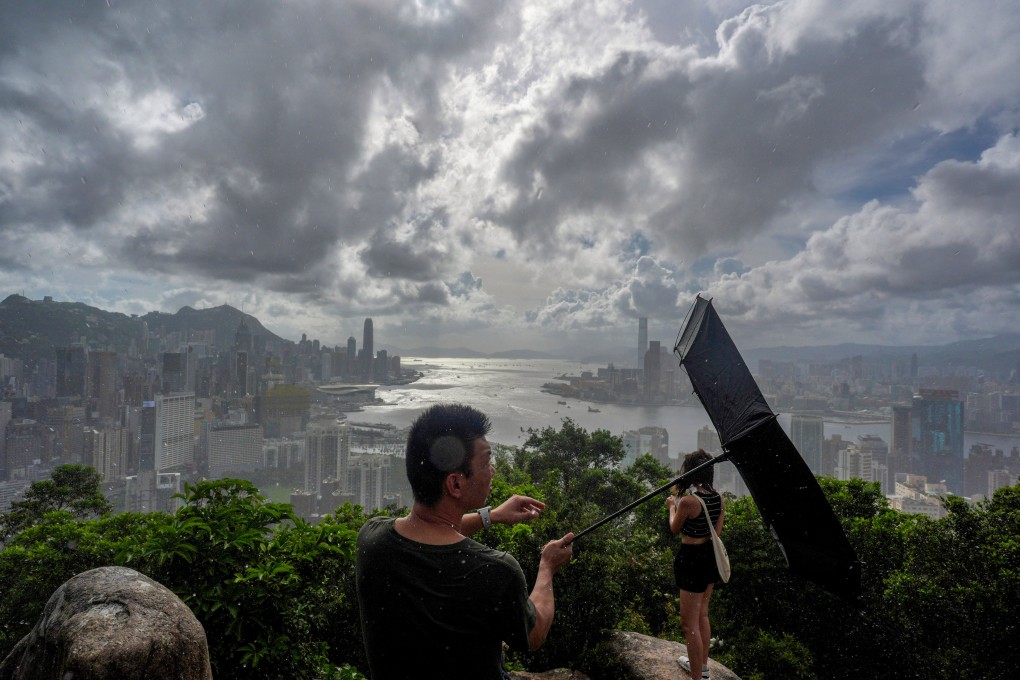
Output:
[353, 357, 1020, 460]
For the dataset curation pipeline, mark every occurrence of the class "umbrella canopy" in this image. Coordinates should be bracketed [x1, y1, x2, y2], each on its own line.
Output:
[675, 296, 861, 599]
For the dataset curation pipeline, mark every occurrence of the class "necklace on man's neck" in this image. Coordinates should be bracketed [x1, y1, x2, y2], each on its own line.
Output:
[410, 509, 458, 531]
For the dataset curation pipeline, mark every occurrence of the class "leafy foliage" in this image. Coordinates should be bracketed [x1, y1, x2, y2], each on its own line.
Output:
[0, 511, 150, 654]
[119, 479, 360, 680]
[1, 430, 1019, 680]
[0, 464, 112, 540]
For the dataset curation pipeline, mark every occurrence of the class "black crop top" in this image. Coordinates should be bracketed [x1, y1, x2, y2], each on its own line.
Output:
[681, 489, 722, 538]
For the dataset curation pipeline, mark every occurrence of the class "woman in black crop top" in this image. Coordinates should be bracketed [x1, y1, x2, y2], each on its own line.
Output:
[667, 449, 725, 680]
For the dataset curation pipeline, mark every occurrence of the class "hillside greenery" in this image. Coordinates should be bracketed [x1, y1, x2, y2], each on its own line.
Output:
[1, 424, 1018, 679]
[0, 294, 288, 364]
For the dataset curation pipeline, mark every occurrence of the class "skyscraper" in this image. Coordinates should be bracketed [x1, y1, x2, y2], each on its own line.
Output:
[638, 318, 648, 369]
[348, 453, 392, 511]
[643, 340, 661, 399]
[84, 425, 129, 482]
[836, 444, 872, 482]
[55, 346, 87, 399]
[346, 336, 357, 378]
[207, 423, 263, 478]
[891, 404, 913, 481]
[362, 318, 374, 380]
[232, 317, 253, 397]
[911, 389, 964, 493]
[161, 352, 186, 394]
[790, 414, 824, 473]
[305, 417, 350, 497]
[154, 392, 195, 472]
[48, 405, 86, 464]
[88, 350, 118, 422]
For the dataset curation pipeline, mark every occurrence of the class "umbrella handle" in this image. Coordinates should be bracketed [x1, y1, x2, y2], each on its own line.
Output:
[572, 450, 731, 542]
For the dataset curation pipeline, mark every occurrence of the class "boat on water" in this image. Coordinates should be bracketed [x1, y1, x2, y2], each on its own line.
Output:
[588, 406, 601, 413]
[557, 400, 567, 405]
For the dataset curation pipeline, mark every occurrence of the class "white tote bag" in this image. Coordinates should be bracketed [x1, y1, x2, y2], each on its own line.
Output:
[693, 493, 731, 583]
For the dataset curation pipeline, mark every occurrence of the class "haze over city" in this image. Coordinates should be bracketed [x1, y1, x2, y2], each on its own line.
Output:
[2, 0, 1018, 354]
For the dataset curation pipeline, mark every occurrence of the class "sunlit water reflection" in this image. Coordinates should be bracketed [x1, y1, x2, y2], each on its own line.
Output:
[355, 358, 1020, 459]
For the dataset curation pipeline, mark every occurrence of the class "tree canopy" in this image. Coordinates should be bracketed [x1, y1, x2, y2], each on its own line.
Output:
[0, 464, 112, 540]
[0, 430, 1017, 679]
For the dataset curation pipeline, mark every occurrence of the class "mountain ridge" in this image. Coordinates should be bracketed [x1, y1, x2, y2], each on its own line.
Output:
[2, 294, 1018, 377]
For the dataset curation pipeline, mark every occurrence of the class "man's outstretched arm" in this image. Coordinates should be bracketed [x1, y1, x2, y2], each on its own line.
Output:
[528, 532, 574, 651]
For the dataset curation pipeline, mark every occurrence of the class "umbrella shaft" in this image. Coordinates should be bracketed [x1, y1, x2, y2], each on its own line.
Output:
[572, 451, 730, 542]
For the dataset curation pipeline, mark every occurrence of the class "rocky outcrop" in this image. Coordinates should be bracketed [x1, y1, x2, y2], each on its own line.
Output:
[0, 566, 213, 680]
[510, 630, 740, 680]
[1, 566, 737, 680]
[601, 630, 741, 679]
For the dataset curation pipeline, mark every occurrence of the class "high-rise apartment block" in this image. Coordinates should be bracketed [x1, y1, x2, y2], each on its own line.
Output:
[207, 423, 264, 478]
[348, 453, 392, 511]
[836, 444, 872, 482]
[154, 393, 195, 472]
[48, 405, 86, 464]
[304, 417, 350, 497]
[856, 434, 890, 493]
[84, 424, 130, 481]
[790, 414, 824, 473]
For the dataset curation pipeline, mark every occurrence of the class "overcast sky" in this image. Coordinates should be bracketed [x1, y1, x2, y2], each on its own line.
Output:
[2, 0, 1018, 356]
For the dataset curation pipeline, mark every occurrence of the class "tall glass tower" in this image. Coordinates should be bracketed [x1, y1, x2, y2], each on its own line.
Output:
[911, 389, 964, 493]
[638, 318, 648, 369]
[790, 414, 824, 474]
[362, 318, 374, 380]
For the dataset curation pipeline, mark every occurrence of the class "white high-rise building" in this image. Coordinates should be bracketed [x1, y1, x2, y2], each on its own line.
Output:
[349, 453, 392, 512]
[84, 425, 130, 482]
[836, 444, 872, 482]
[155, 393, 196, 472]
[305, 418, 350, 496]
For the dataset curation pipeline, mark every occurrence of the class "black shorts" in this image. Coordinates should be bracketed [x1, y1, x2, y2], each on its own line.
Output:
[673, 541, 720, 593]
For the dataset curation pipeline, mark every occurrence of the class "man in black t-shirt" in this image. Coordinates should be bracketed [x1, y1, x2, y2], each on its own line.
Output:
[356, 404, 574, 679]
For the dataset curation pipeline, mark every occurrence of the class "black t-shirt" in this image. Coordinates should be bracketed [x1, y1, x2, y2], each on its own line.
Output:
[356, 516, 537, 680]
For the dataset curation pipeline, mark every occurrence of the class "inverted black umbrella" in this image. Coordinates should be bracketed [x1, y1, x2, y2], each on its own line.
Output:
[675, 295, 860, 599]
[576, 295, 861, 600]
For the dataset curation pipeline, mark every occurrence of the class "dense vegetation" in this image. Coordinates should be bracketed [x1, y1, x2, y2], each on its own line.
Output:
[1, 422, 1017, 679]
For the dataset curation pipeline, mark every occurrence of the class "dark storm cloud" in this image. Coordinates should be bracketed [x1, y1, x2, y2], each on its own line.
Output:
[485, 5, 927, 264]
[0, 0, 493, 292]
[360, 210, 452, 282]
[490, 51, 694, 249]
[4, 0, 1019, 350]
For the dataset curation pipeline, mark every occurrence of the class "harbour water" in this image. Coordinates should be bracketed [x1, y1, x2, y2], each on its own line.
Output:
[355, 357, 1020, 460]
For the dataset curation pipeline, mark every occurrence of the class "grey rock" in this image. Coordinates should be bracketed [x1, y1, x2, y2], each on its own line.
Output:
[601, 630, 741, 680]
[511, 670, 592, 680]
[0, 566, 213, 680]
[510, 630, 740, 680]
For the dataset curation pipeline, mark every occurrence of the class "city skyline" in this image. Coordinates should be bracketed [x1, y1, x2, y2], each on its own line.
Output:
[1, 1, 1019, 354]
